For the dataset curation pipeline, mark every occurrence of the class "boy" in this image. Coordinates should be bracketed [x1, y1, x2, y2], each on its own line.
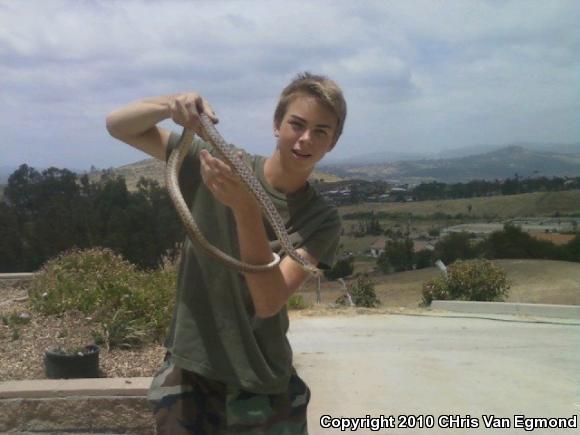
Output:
[106, 72, 347, 434]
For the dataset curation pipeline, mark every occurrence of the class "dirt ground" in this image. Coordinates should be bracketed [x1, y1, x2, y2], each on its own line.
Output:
[1, 259, 578, 381]
[0, 280, 166, 381]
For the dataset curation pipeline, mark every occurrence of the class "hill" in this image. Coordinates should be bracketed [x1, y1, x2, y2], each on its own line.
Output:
[320, 145, 580, 184]
[88, 157, 343, 191]
[339, 189, 580, 219]
[88, 158, 167, 191]
[436, 142, 580, 159]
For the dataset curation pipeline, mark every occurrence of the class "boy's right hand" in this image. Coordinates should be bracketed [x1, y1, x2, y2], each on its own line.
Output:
[168, 93, 219, 139]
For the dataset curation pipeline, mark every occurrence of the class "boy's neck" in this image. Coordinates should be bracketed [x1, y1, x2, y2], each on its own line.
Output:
[263, 154, 310, 195]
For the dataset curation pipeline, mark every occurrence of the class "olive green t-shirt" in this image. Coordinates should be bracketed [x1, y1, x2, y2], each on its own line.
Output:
[164, 131, 341, 394]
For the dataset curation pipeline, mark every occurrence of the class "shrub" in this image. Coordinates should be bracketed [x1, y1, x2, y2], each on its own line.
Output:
[428, 228, 441, 237]
[29, 247, 176, 349]
[564, 234, 580, 262]
[434, 232, 480, 264]
[377, 237, 414, 273]
[483, 224, 563, 260]
[2, 312, 31, 342]
[422, 259, 510, 306]
[287, 294, 309, 310]
[336, 276, 380, 308]
[324, 256, 354, 280]
[414, 249, 434, 270]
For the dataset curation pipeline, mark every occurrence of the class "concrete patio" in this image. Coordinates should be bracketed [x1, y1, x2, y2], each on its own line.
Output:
[1, 306, 579, 434]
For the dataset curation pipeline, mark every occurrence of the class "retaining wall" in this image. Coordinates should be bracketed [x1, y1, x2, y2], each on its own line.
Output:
[0, 377, 154, 434]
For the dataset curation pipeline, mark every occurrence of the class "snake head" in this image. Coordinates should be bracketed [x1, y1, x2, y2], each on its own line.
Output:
[308, 266, 322, 277]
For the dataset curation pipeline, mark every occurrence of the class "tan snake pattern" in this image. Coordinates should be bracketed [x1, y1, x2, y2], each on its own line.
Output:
[165, 113, 320, 275]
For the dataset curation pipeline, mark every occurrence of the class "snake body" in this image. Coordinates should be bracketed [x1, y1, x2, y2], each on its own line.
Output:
[165, 113, 320, 276]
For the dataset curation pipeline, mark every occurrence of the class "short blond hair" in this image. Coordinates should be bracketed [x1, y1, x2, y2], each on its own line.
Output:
[274, 72, 347, 143]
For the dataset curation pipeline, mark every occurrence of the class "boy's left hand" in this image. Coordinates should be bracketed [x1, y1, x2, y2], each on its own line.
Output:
[200, 149, 259, 213]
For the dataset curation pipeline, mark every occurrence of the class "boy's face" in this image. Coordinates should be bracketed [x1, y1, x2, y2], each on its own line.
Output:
[273, 95, 337, 173]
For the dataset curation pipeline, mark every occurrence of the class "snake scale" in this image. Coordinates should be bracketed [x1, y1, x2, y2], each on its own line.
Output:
[165, 113, 320, 276]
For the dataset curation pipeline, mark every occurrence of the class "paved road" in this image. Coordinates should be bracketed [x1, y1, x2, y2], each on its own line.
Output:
[289, 312, 579, 435]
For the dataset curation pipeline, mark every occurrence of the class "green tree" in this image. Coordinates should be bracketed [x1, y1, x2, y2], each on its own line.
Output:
[377, 237, 414, 273]
[3, 166, 86, 271]
[324, 255, 354, 280]
[135, 178, 183, 266]
[414, 249, 434, 269]
[33, 168, 86, 263]
[353, 212, 383, 237]
[434, 232, 480, 264]
[0, 203, 22, 272]
[483, 224, 563, 260]
[563, 234, 580, 262]
[1, 165, 187, 273]
[4, 164, 42, 219]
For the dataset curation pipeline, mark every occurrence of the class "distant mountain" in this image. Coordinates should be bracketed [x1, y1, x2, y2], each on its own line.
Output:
[319, 144, 580, 184]
[324, 142, 580, 166]
[522, 142, 580, 155]
[4, 141, 580, 188]
[436, 142, 580, 159]
[324, 150, 430, 165]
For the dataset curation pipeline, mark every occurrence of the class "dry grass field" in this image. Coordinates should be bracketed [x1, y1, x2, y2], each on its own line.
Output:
[339, 189, 580, 219]
[298, 259, 580, 309]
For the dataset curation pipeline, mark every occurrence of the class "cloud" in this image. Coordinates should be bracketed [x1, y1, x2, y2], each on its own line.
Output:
[0, 0, 578, 170]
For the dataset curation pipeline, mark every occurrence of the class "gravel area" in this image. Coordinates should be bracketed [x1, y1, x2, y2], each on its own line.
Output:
[0, 280, 165, 381]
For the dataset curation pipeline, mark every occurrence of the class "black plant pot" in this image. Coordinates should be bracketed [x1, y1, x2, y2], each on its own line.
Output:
[44, 345, 100, 379]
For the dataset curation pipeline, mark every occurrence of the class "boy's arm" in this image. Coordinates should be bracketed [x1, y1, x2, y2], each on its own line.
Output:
[199, 149, 316, 317]
[105, 93, 218, 160]
[233, 202, 316, 318]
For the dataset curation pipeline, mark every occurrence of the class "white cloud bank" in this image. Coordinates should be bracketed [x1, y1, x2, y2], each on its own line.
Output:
[0, 0, 578, 169]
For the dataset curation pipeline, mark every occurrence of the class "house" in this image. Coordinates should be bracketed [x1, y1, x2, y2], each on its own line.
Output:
[413, 240, 435, 253]
[369, 238, 387, 257]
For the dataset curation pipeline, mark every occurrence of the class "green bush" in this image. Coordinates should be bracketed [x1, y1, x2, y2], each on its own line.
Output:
[377, 238, 414, 273]
[287, 294, 309, 310]
[324, 256, 354, 280]
[29, 248, 176, 349]
[414, 249, 434, 270]
[434, 232, 481, 264]
[483, 224, 564, 260]
[564, 234, 580, 262]
[422, 259, 510, 306]
[428, 228, 441, 237]
[2, 312, 31, 342]
[336, 276, 380, 308]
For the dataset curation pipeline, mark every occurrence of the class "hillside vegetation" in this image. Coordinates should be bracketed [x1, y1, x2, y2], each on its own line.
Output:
[88, 158, 343, 192]
[339, 189, 580, 219]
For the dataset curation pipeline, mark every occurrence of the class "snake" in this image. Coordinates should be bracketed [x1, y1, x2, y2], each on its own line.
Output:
[165, 113, 321, 276]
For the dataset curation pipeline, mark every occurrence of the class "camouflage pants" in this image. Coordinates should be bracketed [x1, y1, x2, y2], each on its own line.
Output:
[147, 354, 310, 434]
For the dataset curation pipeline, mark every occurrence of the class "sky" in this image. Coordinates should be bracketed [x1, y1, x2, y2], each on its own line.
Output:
[1, 0, 579, 171]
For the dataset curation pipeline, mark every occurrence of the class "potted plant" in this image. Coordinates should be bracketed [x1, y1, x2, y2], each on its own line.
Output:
[44, 344, 100, 379]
